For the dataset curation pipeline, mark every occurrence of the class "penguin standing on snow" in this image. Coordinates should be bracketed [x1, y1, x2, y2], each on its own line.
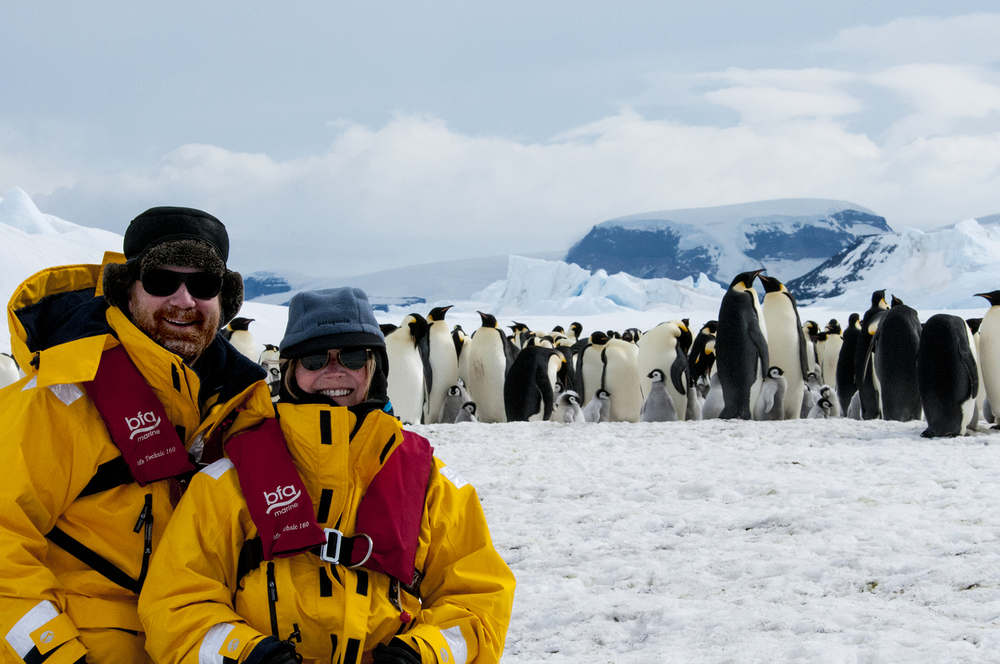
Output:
[384, 313, 430, 425]
[224, 317, 257, 361]
[918, 313, 979, 437]
[854, 290, 890, 420]
[582, 388, 611, 423]
[820, 320, 843, 391]
[701, 372, 725, 419]
[716, 270, 769, 419]
[753, 366, 787, 421]
[836, 313, 861, 414]
[688, 321, 718, 387]
[466, 312, 514, 423]
[975, 292, 1000, 426]
[637, 320, 691, 421]
[454, 401, 479, 423]
[0, 352, 21, 389]
[423, 305, 460, 423]
[872, 301, 923, 421]
[759, 275, 809, 420]
[504, 345, 563, 421]
[437, 381, 469, 424]
[599, 338, 644, 422]
[576, 331, 610, 410]
[554, 390, 586, 423]
[807, 396, 833, 419]
[640, 369, 679, 422]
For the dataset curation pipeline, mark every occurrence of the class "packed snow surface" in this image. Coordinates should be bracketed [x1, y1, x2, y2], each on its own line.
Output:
[414, 418, 1000, 663]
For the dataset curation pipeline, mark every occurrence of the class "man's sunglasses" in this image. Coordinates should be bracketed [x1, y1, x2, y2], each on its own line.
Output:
[299, 348, 371, 372]
[140, 269, 224, 300]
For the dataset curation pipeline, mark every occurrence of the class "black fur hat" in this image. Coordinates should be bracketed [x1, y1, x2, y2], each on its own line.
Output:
[102, 207, 244, 325]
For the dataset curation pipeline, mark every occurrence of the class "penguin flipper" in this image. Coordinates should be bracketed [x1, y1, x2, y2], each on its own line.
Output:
[670, 347, 688, 396]
[959, 343, 979, 400]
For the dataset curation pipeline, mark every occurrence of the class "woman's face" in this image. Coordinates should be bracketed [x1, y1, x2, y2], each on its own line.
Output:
[293, 349, 370, 407]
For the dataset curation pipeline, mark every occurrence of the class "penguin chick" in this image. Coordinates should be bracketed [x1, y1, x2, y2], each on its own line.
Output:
[554, 390, 586, 424]
[818, 384, 841, 417]
[808, 396, 833, 419]
[582, 388, 611, 423]
[640, 369, 678, 422]
[438, 384, 465, 425]
[753, 366, 787, 421]
[454, 401, 478, 423]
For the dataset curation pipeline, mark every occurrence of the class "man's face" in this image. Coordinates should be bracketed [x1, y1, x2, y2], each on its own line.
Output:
[129, 265, 223, 363]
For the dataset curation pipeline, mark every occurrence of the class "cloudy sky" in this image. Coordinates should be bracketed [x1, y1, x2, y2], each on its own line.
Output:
[4, 1, 1000, 277]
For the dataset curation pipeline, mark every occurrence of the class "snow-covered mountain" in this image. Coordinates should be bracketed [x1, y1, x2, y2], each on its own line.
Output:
[566, 198, 892, 285]
[786, 219, 1000, 310]
[0, 188, 124, 306]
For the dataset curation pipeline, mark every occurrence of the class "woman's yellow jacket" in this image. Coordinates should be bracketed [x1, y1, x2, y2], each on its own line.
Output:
[0, 258, 274, 664]
[138, 403, 515, 664]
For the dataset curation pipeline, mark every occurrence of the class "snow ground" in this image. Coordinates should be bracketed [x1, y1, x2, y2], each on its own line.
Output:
[414, 418, 1000, 663]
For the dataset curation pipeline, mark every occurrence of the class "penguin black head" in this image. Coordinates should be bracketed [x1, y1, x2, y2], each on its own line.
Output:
[825, 319, 841, 334]
[570, 322, 583, 338]
[510, 321, 529, 334]
[596, 388, 611, 399]
[675, 322, 693, 354]
[404, 313, 430, 342]
[767, 366, 784, 379]
[848, 312, 861, 327]
[728, 269, 766, 291]
[757, 275, 785, 294]
[890, 295, 904, 307]
[648, 369, 665, 382]
[589, 331, 610, 345]
[871, 290, 887, 308]
[462, 401, 477, 415]
[967, 318, 983, 334]
[477, 311, 499, 328]
[262, 343, 279, 352]
[229, 317, 254, 331]
[701, 320, 719, 335]
[803, 321, 819, 337]
[622, 330, 635, 343]
[447, 385, 461, 397]
[568, 393, 581, 406]
[552, 325, 564, 334]
[379, 323, 398, 336]
[427, 305, 453, 322]
[975, 291, 1000, 306]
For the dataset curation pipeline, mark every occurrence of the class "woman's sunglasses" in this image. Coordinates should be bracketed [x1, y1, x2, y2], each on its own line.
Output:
[299, 348, 371, 372]
[140, 269, 224, 300]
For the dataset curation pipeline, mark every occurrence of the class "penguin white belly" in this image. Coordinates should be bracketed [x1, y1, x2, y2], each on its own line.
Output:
[636, 322, 688, 417]
[579, 345, 606, 408]
[385, 337, 426, 425]
[974, 332, 987, 421]
[467, 332, 508, 423]
[526, 352, 562, 422]
[978, 308, 1000, 424]
[604, 341, 642, 422]
[425, 327, 459, 424]
[229, 330, 258, 361]
[762, 297, 803, 420]
[821, 336, 843, 392]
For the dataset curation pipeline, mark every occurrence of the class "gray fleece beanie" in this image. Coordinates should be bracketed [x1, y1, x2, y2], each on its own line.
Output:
[280, 287, 386, 360]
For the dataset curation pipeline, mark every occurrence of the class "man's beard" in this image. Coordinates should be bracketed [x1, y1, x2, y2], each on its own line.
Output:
[131, 303, 219, 362]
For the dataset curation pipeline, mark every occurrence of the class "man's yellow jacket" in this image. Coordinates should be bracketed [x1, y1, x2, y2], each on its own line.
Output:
[138, 402, 516, 664]
[0, 259, 274, 664]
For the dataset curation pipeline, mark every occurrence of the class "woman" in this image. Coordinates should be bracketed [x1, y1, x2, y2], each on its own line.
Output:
[139, 288, 515, 664]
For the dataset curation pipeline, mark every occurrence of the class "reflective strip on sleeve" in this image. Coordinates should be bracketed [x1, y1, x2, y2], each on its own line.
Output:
[5, 600, 59, 658]
[440, 625, 469, 664]
[202, 458, 235, 480]
[199, 623, 235, 664]
[439, 466, 468, 490]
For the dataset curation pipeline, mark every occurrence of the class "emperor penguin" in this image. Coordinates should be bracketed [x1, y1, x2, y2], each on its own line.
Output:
[817, 384, 841, 418]
[802, 320, 821, 374]
[466, 312, 513, 423]
[753, 366, 787, 421]
[716, 270, 769, 419]
[384, 313, 430, 425]
[577, 331, 610, 410]
[836, 313, 861, 415]
[567, 322, 584, 345]
[258, 343, 281, 401]
[224, 317, 258, 361]
[504, 346, 563, 421]
[554, 389, 586, 424]
[637, 320, 692, 421]
[688, 321, 718, 388]
[640, 369, 679, 422]
[807, 396, 833, 419]
[758, 275, 809, 420]
[975, 291, 1000, 426]
[438, 384, 465, 425]
[854, 290, 890, 420]
[820, 320, 843, 391]
[0, 352, 21, 389]
[454, 401, 478, 423]
[453, 325, 471, 386]
[582, 388, 611, 423]
[966, 318, 988, 419]
[872, 301, 922, 422]
[599, 338, 644, 422]
[917, 313, 979, 437]
[423, 305, 460, 423]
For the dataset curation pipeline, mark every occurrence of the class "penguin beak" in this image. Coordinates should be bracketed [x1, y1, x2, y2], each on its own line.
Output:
[748, 269, 766, 288]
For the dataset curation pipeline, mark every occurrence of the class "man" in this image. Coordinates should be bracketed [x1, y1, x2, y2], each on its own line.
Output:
[0, 207, 274, 664]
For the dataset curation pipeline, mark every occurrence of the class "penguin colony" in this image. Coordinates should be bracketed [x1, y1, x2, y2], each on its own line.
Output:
[239, 274, 995, 437]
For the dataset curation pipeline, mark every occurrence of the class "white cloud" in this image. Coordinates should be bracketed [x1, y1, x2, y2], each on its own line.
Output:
[817, 13, 1000, 66]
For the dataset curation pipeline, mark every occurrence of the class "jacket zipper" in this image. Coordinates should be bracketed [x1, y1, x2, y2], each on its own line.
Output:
[133, 494, 153, 589]
[266, 562, 279, 636]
